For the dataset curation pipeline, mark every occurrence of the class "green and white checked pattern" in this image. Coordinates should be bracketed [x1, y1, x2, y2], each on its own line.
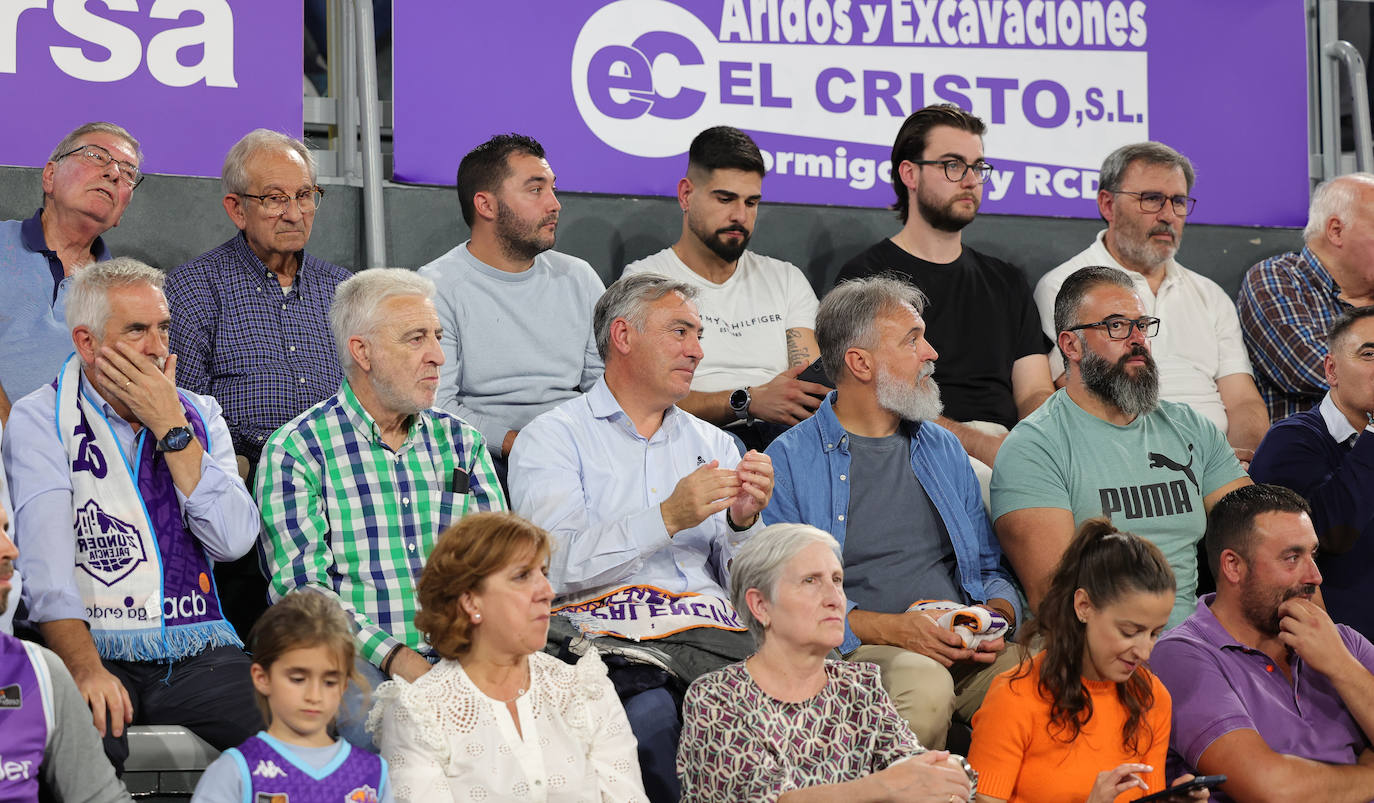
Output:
[256, 381, 506, 666]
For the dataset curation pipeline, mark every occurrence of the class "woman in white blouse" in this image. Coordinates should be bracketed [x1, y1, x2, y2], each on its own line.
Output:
[369, 512, 647, 803]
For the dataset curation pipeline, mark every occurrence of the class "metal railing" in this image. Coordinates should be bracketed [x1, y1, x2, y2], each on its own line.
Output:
[1313, 0, 1374, 181]
[304, 0, 387, 268]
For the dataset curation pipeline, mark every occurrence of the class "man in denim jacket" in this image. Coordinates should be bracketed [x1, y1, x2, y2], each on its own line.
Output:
[764, 275, 1022, 750]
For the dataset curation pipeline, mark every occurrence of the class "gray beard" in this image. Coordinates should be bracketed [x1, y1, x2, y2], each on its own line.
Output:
[1079, 345, 1159, 417]
[876, 364, 943, 422]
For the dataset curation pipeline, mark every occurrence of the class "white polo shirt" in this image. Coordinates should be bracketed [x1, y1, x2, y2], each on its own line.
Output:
[1033, 229, 1254, 434]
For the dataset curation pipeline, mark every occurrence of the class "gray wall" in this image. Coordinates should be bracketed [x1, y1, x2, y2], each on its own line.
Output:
[1, 165, 1301, 298]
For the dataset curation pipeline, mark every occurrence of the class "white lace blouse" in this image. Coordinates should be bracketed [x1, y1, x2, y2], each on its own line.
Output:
[368, 650, 647, 803]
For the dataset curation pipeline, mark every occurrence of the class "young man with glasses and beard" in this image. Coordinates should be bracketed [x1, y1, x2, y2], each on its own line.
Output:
[992, 267, 1251, 630]
[1034, 141, 1268, 468]
[837, 104, 1055, 483]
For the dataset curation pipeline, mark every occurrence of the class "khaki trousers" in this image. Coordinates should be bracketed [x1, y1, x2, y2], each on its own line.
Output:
[847, 644, 1021, 749]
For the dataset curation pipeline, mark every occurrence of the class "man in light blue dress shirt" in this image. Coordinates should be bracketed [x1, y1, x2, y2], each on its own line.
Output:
[510, 273, 774, 802]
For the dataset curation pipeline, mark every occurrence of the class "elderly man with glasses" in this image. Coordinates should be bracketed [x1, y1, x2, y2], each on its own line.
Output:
[1034, 141, 1269, 467]
[836, 104, 1055, 499]
[163, 129, 350, 638]
[992, 266, 1251, 630]
[0, 122, 143, 424]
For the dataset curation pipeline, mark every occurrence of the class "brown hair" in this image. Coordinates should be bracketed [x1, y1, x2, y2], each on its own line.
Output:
[415, 512, 552, 660]
[1015, 517, 1175, 754]
[247, 589, 361, 725]
[889, 103, 986, 223]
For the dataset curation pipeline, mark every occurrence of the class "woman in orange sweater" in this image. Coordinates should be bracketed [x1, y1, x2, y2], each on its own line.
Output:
[969, 519, 1209, 803]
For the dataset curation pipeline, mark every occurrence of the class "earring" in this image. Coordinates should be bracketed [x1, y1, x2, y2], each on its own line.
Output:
[473, 613, 482, 623]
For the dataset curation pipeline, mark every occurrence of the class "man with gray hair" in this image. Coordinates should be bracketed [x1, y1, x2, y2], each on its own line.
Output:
[0, 122, 142, 422]
[165, 128, 350, 466]
[1239, 172, 1374, 421]
[510, 272, 773, 802]
[256, 267, 504, 750]
[763, 275, 1022, 749]
[164, 128, 351, 639]
[993, 266, 1250, 630]
[1034, 142, 1268, 463]
[2, 257, 261, 772]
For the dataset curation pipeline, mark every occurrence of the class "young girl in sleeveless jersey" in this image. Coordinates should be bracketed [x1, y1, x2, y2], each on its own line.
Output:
[191, 590, 393, 803]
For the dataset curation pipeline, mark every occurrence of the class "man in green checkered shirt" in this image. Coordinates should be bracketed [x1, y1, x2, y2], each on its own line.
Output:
[255, 268, 505, 750]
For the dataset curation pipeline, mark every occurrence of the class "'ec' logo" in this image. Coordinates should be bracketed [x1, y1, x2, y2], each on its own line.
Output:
[587, 32, 705, 121]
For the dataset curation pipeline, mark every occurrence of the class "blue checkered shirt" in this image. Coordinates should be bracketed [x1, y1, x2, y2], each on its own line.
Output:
[165, 234, 353, 462]
[1237, 246, 1350, 422]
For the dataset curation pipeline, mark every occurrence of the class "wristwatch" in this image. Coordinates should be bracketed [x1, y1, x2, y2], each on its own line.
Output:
[155, 426, 193, 452]
[729, 387, 752, 423]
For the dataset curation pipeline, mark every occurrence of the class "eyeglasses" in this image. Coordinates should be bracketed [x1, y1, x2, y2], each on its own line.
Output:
[1066, 316, 1161, 340]
[238, 187, 325, 215]
[57, 144, 142, 188]
[1114, 190, 1196, 216]
[909, 158, 994, 184]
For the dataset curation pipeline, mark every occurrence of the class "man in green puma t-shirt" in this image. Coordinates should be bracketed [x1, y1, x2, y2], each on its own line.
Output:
[992, 266, 1251, 627]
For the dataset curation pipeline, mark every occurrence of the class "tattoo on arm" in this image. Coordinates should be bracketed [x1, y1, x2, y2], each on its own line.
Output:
[785, 329, 809, 367]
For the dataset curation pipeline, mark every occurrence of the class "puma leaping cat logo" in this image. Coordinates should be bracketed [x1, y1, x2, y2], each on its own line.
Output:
[1148, 444, 1199, 496]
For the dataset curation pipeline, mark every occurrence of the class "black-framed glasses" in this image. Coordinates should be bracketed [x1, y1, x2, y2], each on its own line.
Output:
[1066, 316, 1161, 340]
[909, 158, 994, 184]
[58, 144, 142, 188]
[1114, 190, 1196, 216]
[238, 186, 325, 215]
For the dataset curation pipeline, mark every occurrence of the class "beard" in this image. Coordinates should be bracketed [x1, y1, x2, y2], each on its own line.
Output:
[1113, 222, 1180, 271]
[495, 198, 556, 263]
[876, 362, 943, 422]
[1079, 342, 1160, 417]
[690, 218, 752, 263]
[915, 186, 979, 233]
[1241, 581, 1319, 636]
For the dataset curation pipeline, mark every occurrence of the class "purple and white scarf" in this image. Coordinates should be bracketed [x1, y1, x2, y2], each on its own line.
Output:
[55, 354, 239, 661]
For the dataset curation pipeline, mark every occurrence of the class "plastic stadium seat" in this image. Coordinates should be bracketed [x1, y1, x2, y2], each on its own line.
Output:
[122, 725, 219, 799]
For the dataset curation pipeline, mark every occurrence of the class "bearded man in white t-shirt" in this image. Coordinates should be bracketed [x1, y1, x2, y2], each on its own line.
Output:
[623, 126, 827, 449]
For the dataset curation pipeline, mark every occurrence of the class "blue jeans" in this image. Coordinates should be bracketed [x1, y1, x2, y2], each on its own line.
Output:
[623, 687, 682, 803]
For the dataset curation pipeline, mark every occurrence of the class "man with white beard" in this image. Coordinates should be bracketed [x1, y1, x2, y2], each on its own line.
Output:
[764, 275, 1023, 750]
[992, 266, 1251, 630]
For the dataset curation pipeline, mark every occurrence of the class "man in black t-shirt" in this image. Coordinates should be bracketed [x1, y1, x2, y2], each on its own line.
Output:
[837, 104, 1053, 483]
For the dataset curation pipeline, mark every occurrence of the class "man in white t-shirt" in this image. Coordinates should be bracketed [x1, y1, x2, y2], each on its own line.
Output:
[623, 126, 826, 449]
[1033, 141, 1268, 465]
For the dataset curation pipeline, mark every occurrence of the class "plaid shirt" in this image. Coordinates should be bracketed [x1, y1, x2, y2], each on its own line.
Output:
[1237, 246, 1350, 422]
[165, 234, 353, 463]
[256, 380, 506, 666]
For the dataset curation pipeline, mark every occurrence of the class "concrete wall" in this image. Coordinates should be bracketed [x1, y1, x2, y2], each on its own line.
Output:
[1, 166, 1301, 298]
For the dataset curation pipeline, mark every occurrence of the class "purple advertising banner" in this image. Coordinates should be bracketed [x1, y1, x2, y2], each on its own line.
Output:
[394, 0, 1308, 227]
[0, 1, 302, 179]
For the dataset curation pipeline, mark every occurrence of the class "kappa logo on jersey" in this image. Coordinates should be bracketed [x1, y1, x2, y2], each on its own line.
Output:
[252, 759, 288, 779]
[0, 683, 20, 709]
[346, 785, 379, 803]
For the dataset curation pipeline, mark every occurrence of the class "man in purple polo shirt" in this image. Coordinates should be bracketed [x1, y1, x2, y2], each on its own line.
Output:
[1153, 483, 1374, 803]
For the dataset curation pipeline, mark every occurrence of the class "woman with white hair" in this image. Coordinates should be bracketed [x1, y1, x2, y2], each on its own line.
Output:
[676, 523, 977, 802]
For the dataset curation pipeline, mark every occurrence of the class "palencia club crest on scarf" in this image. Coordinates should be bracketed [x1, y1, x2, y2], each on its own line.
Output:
[75, 499, 148, 587]
[55, 354, 240, 661]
